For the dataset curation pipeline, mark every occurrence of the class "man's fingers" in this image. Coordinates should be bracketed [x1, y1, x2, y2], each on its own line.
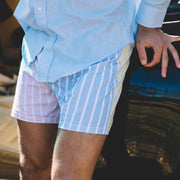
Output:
[145, 46, 162, 67]
[168, 43, 180, 68]
[161, 47, 168, 78]
[136, 43, 147, 65]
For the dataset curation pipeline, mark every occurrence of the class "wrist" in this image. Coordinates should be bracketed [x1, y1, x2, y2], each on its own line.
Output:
[138, 24, 160, 32]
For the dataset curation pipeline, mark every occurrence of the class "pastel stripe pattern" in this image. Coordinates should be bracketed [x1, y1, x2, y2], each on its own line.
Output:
[11, 45, 132, 134]
[11, 68, 60, 124]
[107, 45, 132, 133]
[47, 45, 132, 134]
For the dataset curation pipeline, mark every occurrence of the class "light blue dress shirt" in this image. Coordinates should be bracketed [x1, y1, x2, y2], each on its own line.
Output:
[14, 0, 170, 82]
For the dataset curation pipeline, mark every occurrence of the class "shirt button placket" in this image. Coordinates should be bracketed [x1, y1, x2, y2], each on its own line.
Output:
[35, 0, 47, 28]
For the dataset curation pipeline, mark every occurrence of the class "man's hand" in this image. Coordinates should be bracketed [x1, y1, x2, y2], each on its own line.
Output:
[135, 24, 180, 78]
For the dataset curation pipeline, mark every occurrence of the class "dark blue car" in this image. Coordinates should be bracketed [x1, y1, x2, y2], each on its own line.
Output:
[95, 1, 180, 179]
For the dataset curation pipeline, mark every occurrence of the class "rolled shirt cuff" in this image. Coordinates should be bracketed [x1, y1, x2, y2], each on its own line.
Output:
[136, 0, 171, 28]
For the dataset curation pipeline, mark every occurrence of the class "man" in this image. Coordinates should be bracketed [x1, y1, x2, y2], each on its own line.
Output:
[11, 0, 180, 179]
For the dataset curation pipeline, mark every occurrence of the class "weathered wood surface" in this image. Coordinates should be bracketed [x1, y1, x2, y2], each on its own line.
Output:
[0, 96, 19, 179]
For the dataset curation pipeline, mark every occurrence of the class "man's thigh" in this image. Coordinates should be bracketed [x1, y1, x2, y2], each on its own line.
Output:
[17, 120, 58, 168]
[52, 129, 107, 180]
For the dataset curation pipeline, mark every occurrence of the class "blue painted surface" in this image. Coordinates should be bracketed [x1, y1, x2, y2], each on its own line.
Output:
[129, 67, 180, 100]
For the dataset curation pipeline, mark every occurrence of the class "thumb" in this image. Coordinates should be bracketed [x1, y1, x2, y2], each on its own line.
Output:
[169, 35, 180, 43]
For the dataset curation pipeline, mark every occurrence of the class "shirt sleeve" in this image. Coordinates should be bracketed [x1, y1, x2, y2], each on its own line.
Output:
[136, 0, 171, 28]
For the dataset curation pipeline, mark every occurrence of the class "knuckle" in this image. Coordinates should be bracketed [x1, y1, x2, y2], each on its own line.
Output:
[136, 39, 144, 46]
[162, 42, 167, 48]
[136, 41, 142, 48]
[157, 43, 163, 49]
[155, 41, 164, 48]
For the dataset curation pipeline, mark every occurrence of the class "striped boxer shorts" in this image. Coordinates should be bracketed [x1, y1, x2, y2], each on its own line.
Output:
[11, 45, 132, 134]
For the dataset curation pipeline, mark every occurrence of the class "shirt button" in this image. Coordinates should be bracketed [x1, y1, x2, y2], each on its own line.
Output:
[38, 7, 42, 11]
